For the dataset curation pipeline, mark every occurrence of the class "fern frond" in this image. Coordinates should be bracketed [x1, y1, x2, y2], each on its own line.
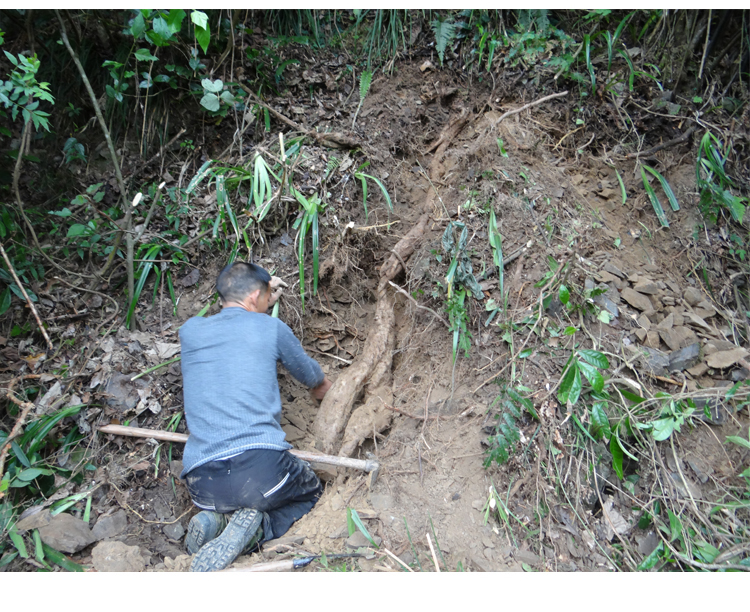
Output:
[359, 70, 372, 103]
[431, 18, 458, 66]
[325, 156, 340, 180]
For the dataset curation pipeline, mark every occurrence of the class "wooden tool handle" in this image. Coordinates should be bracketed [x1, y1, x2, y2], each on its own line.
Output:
[96, 424, 379, 473]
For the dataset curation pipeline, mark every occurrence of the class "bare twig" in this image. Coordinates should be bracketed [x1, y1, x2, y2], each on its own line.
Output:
[388, 281, 449, 328]
[0, 243, 53, 350]
[426, 533, 441, 572]
[625, 124, 697, 159]
[492, 91, 569, 129]
[382, 548, 414, 572]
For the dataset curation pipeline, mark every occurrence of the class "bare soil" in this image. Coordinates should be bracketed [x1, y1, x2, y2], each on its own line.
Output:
[5, 57, 750, 573]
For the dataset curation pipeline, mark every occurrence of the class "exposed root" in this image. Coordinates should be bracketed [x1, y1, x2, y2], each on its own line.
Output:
[313, 109, 472, 455]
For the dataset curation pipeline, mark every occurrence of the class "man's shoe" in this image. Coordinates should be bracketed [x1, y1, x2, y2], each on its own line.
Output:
[185, 511, 227, 555]
[190, 508, 263, 572]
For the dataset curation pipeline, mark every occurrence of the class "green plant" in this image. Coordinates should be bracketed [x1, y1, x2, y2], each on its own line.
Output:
[446, 288, 471, 363]
[292, 189, 326, 310]
[431, 16, 459, 66]
[696, 132, 748, 224]
[485, 385, 538, 466]
[346, 507, 378, 548]
[558, 347, 610, 409]
[488, 209, 504, 310]
[0, 51, 54, 131]
[351, 69, 372, 128]
[640, 166, 678, 228]
[353, 162, 393, 222]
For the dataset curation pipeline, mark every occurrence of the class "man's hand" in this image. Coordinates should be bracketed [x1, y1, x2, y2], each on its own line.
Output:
[310, 376, 332, 401]
[268, 276, 288, 308]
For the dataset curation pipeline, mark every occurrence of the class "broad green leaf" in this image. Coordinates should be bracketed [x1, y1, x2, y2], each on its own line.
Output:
[201, 78, 223, 93]
[651, 417, 675, 441]
[577, 349, 609, 369]
[558, 362, 581, 406]
[590, 403, 611, 439]
[166, 9, 186, 33]
[134, 48, 158, 62]
[200, 93, 220, 112]
[346, 507, 356, 536]
[0, 287, 11, 316]
[610, 434, 624, 480]
[195, 24, 210, 55]
[563, 326, 577, 335]
[151, 17, 172, 41]
[130, 13, 146, 38]
[578, 360, 604, 392]
[558, 284, 570, 305]
[15, 467, 53, 481]
[190, 10, 208, 30]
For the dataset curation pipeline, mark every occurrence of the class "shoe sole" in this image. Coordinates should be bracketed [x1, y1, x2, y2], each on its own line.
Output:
[186, 512, 226, 556]
[190, 508, 262, 572]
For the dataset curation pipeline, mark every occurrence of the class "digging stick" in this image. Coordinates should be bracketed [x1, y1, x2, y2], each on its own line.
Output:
[96, 424, 380, 481]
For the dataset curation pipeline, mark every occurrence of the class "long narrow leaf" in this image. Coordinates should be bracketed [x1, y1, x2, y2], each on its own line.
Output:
[311, 211, 319, 295]
[185, 160, 213, 195]
[488, 210, 504, 306]
[641, 167, 669, 227]
[584, 34, 595, 94]
[643, 165, 679, 211]
[615, 169, 627, 204]
[358, 173, 392, 212]
[358, 174, 368, 221]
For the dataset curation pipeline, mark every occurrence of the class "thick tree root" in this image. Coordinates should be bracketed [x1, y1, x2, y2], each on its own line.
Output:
[312, 110, 471, 455]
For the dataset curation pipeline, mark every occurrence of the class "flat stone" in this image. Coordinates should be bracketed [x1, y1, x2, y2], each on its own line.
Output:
[672, 313, 685, 327]
[637, 315, 652, 332]
[659, 329, 681, 351]
[597, 296, 619, 318]
[666, 280, 682, 294]
[621, 288, 653, 312]
[683, 287, 702, 306]
[687, 362, 709, 377]
[731, 368, 750, 381]
[656, 313, 674, 331]
[595, 271, 619, 284]
[38, 513, 95, 554]
[515, 549, 541, 565]
[637, 532, 659, 556]
[644, 263, 660, 273]
[695, 301, 716, 318]
[635, 328, 647, 342]
[15, 507, 52, 532]
[163, 521, 185, 541]
[91, 509, 128, 541]
[603, 262, 626, 279]
[345, 531, 382, 549]
[91, 541, 145, 572]
[644, 331, 661, 349]
[668, 343, 701, 372]
[630, 346, 669, 376]
[685, 312, 711, 331]
[103, 372, 149, 413]
[633, 279, 659, 295]
[706, 348, 749, 369]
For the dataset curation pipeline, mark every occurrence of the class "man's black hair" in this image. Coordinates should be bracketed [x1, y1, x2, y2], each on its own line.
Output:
[216, 262, 271, 303]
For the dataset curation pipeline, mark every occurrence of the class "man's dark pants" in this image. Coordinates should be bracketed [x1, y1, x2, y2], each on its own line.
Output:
[185, 449, 323, 543]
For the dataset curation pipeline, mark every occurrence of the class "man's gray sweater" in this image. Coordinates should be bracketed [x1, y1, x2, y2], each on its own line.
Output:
[179, 307, 324, 476]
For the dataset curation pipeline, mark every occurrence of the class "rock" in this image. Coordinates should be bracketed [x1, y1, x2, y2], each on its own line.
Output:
[38, 513, 95, 553]
[644, 331, 661, 349]
[635, 328, 647, 342]
[683, 287, 702, 306]
[515, 549, 541, 565]
[637, 532, 659, 556]
[706, 348, 749, 369]
[169, 460, 184, 479]
[656, 313, 674, 331]
[91, 541, 145, 572]
[630, 346, 669, 376]
[637, 315, 652, 332]
[687, 362, 709, 377]
[471, 499, 485, 511]
[668, 343, 701, 372]
[345, 531, 382, 549]
[685, 312, 711, 331]
[595, 271, 619, 284]
[731, 368, 750, 381]
[658, 329, 681, 351]
[694, 398, 731, 425]
[163, 521, 185, 541]
[597, 296, 619, 318]
[633, 279, 659, 295]
[91, 509, 128, 541]
[15, 507, 52, 532]
[695, 301, 716, 319]
[621, 288, 653, 312]
[603, 262, 626, 278]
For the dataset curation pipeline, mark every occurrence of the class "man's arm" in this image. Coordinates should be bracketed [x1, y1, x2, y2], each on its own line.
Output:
[276, 321, 327, 389]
